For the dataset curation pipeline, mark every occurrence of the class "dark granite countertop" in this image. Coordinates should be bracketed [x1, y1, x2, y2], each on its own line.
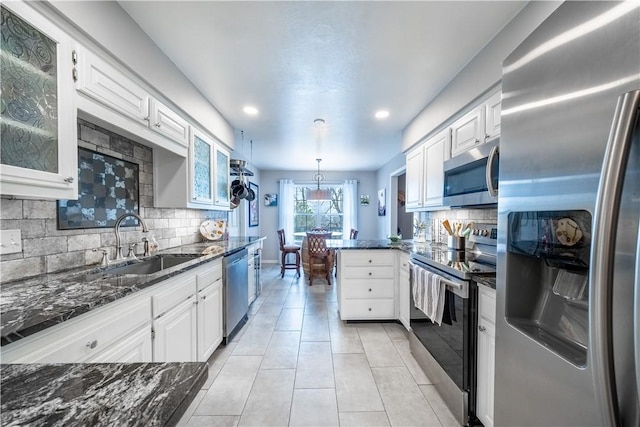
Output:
[1, 362, 207, 427]
[474, 275, 497, 290]
[326, 239, 418, 252]
[0, 237, 265, 346]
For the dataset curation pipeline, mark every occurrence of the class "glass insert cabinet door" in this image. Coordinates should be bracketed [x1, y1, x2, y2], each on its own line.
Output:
[0, 2, 77, 199]
[214, 144, 230, 208]
[190, 129, 213, 205]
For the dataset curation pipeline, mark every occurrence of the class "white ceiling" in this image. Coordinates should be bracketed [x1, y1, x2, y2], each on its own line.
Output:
[119, 1, 526, 172]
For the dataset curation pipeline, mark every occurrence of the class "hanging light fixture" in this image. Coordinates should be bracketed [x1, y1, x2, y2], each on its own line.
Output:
[306, 158, 332, 201]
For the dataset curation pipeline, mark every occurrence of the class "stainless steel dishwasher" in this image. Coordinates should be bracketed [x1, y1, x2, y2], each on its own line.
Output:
[222, 248, 249, 344]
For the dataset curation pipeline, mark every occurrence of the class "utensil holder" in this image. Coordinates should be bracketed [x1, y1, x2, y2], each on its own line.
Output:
[448, 236, 465, 250]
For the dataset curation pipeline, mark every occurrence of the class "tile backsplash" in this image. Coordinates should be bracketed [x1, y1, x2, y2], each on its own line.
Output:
[0, 119, 226, 282]
[415, 209, 497, 244]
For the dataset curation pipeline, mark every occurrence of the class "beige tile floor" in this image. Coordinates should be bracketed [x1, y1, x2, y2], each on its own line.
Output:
[178, 264, 458, 427]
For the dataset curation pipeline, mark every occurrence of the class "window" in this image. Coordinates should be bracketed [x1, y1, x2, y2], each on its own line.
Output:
[293, 184, 343, 241]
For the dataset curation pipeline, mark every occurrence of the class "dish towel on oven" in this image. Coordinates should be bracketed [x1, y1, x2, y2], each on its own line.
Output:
[411, 262, 446, 325]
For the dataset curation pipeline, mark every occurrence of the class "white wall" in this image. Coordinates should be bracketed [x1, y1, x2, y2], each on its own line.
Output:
[44, 1, 235, 149]
[402, 1, 561, 152]
[259, 170, 377, 263]
[374, 152, 406, 239]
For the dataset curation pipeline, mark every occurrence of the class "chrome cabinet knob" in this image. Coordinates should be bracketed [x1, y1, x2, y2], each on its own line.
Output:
[86, 340, 98, 349]
[479, 325, 486, 332]
[64, 176, 74, 183]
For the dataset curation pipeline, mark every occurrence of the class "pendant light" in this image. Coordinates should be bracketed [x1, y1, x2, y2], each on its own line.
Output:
[306, 158, 332, 201]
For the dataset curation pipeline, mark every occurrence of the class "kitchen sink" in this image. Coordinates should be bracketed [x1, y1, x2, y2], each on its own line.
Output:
[86, 254, 200, 279]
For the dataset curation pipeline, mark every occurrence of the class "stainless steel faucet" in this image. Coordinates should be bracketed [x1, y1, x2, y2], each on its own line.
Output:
[114, 213, 150, 260]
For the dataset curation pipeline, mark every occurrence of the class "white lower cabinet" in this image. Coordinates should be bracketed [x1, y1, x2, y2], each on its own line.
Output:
[398, 253, 411, 330]
[338, 250, 397, 320]
[87, 325, 152, 363]
[197, 282, 223, 362]
[477, 285, 496, 427]
[153, 297, 198, 362]
[0, 292, 152, 363]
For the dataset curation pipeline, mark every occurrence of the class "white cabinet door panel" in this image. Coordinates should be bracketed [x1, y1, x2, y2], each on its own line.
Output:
[405, 146, 425, 209]
[485, 91, 502, 142]
[77, 46, 150, 125]
[424, 129, 449, 207]
[197, 283, 223, 362]
[153, 297, 197, 362]
[87, 325, 152, 363]
[150, 98, 190, 147]
[451, 107, 484, 157]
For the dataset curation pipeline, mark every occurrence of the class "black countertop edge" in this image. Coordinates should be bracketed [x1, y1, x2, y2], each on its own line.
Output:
[0, 237, 266, 346]
[0, 362, 208, 427]
[473, 275, 497, 290]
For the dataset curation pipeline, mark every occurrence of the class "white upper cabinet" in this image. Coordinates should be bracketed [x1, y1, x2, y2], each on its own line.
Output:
[0, 1, 78, 199]
[405, 145, 426, 210]
[75, 44, 189, 156]
[405, 128, 450, 210]
[189, 128, 214, 206]
[149, 98, 189, 148]
[424, 129, 450, 207]
[450, 107, 485, 157]
[76, 45, 150, 126]
[484, 91, 501, 142]
[213, 144, 230, 209]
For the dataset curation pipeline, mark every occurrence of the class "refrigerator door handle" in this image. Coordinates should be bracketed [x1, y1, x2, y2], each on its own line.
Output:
[636, 231, 640, 409]
[590, 89, 640, 427]
[485, 144, 499, 197]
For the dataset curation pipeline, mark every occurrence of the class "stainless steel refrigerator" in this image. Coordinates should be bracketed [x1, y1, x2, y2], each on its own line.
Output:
[495, 2, 640, 426]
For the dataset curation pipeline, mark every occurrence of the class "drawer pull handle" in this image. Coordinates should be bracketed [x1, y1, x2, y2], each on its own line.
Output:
[368, 307, 372, 311]
[368, 260, 372, 263]
[368, 288, 372, 292]
[86, 340, 98, 349]
[368, 272, 372, 276]
[479, 325, 486, 332]
[202, 295, 207, 300]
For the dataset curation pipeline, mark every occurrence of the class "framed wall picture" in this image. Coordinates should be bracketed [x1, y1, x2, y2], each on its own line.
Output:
[58, 147, 139, 229]
[360, 194, 370, 205]
[248, 182, 259, 227]
[378, 188, 386, 216]
[264, 193, 277, 206]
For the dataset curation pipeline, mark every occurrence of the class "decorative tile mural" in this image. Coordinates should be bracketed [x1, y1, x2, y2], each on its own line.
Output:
[57, 148, 139, 229]
[1, 5, 58, 173]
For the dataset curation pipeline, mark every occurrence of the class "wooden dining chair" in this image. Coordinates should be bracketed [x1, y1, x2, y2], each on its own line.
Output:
[277, 229, 300, 278]
[306, 231, 332, 285]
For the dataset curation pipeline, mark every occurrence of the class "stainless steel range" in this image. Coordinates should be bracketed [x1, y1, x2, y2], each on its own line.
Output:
[409, 224, 497, 427]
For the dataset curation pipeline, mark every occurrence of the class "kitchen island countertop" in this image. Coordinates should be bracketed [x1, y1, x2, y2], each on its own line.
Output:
[0, 362, 207, 427]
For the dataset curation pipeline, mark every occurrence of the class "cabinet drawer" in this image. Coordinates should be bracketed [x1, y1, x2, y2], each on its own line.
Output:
[479, 286, 496, 324]
[342, 280, 395, 299]
[341, 251, 395, 267]
[342, 266, 394, 280]
[341, 299, 395, 319]
[2, 296, 151, 363]
[196, 261, 223, 292]
[152, 273, 197, 317]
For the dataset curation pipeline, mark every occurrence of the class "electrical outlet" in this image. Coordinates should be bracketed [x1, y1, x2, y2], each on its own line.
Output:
[0, 229, 22, 255]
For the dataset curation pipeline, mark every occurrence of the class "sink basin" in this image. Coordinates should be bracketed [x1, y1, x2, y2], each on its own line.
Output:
[88, 254, 200, 278]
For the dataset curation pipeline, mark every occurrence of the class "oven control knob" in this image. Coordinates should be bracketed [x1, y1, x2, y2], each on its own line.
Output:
[481, 229, 489, 237]
[473, 229, 479, 235]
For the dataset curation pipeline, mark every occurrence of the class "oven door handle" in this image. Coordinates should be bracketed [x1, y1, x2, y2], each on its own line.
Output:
[409, 261, 468, 297]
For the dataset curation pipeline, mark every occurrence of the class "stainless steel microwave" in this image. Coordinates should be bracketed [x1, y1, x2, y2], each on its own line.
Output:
[443, 139, 499, 207]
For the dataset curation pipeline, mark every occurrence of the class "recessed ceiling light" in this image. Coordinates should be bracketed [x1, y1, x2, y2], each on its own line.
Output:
[375, 110, 390, 119]
[243, 106, 259, 115]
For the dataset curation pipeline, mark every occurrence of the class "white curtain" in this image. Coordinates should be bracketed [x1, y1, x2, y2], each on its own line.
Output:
[279, 179, 295, 244]
[343, 180, 358, 238]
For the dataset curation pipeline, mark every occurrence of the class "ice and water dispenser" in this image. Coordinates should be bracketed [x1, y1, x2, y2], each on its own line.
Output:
[505, 210, 591, 366]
